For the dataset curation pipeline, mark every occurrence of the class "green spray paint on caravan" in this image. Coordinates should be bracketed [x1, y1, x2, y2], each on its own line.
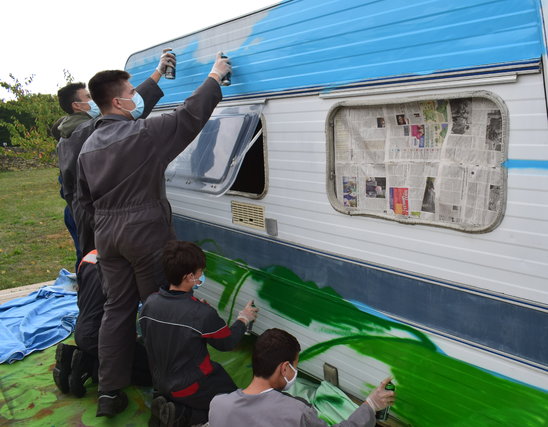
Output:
[200, 251, 547, 426]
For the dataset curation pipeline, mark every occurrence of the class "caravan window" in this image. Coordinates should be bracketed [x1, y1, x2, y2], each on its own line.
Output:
[228, 120, 266, 198]
[165, 104, 264, 197]
[327, 94, 507, 232]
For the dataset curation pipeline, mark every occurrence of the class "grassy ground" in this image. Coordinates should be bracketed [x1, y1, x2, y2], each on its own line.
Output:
[0, 168, 75, 290]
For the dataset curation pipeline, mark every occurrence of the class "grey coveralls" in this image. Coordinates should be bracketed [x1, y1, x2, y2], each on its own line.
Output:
[209, 388, 377, 427]
[57, 77, 163, 255]
[77, 76, 222, 392]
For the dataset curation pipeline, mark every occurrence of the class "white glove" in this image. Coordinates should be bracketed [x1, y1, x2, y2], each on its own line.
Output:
[156, 51, 176, 75]
[365, 377, 396, 411]
[210, 52, 232, 81]
[237, 300, 258, 325]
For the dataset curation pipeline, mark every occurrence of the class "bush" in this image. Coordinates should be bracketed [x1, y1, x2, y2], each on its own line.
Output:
[0, 74, 64, 168]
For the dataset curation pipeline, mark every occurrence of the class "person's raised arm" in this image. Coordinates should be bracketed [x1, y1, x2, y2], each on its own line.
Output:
[150, 50, 176, 83]
[143, 52, 232, 162]
[208, 52, 231, 84]
[133, 52, 174, 119]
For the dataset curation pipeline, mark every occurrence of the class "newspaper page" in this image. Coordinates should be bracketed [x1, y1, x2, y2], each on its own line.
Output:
[333, 96, 505, 230]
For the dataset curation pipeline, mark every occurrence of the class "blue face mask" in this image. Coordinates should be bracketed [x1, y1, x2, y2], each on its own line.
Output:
[192, 273, 206, 290]
[118, 92, 144, 119]
[87, 100, 101, 118]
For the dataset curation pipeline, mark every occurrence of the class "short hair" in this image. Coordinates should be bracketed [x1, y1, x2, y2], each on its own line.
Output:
[88, 70, 130, 110]
[162, 240, 206, 286]
[57, 82, 86, 114]
[252, 329, 301, 378]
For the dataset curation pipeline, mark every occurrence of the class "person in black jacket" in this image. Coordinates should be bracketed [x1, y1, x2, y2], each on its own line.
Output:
[140, 240, 258, 427]
[58, 52, 174, 257]
[53, 81, 99, 270]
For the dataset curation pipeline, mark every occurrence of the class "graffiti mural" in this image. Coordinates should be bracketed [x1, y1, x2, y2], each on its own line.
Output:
[201, 250, 548, 426]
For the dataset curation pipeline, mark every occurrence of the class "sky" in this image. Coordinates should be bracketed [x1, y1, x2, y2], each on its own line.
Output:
[0, 0, 277, 100]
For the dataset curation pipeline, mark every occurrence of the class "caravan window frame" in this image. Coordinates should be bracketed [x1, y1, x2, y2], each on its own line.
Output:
[326, 91, 508, 233]
[165, 103, 266, 197]
[227, 115, 268, 200]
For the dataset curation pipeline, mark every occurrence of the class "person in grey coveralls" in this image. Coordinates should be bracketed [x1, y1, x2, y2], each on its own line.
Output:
[208, 329, 396, 427]
[53, 59, 172, 401]
[57, 59, 171, 257]
[77, 52, 232, 418]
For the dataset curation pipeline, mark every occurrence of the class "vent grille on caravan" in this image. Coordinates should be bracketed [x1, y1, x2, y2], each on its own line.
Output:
[231, 201, 265, 230]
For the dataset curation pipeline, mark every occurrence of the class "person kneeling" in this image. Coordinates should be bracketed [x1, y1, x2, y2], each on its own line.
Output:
[53, 250, 152, 399]
[208, 328, 396, 427]
[139, 240, 258, 426]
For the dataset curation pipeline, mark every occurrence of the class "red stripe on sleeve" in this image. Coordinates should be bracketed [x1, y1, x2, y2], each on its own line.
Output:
[171, 382, 199, 398]
[202, 325, 231, 339]
[199, 354, 213, 375]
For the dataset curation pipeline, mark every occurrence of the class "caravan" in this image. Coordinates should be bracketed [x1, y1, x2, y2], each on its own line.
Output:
[125, 1, 548, 425]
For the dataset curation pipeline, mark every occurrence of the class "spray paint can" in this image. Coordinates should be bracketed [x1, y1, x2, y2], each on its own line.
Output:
[163, 48, 176, 80]
[244, 300, 255, 335]
[220, 52, 231, 86]
[375, 381, 396, 421]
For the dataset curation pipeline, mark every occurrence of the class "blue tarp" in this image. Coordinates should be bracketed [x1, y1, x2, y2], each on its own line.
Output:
[0, 269, 78, 364]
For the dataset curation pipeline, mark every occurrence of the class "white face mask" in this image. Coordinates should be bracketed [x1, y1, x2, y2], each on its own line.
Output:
[282, 363, 298, 391]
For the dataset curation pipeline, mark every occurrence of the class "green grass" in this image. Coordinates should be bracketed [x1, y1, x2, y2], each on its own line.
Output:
[0, 168, 75, 290]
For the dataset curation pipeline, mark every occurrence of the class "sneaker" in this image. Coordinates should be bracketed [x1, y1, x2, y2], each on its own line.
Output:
[149, 396, 176, 427]
[149, 395, 164, 427]
[68, 349, 94, 398]
[96, 390, 128, 417]
[52, 343, 76, 394]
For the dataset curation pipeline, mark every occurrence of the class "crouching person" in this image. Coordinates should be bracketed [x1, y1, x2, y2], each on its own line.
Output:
[53, 250, 152, 397]
[208, 328, 396, 427]
[139, 240, 259, 426]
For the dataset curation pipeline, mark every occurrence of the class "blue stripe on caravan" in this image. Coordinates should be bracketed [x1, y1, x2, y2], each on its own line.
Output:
[503, 159, 548, 170]
[126, 0, 546, 105]
[219, 63, 541, 102]
[172, 215, 548, 368]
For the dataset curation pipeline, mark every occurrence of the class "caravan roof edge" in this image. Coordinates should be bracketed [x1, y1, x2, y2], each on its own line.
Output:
[123, 0, 291, 71]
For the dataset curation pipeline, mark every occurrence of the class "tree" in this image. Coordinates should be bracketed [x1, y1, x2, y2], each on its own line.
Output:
[0, 74, 64, 166]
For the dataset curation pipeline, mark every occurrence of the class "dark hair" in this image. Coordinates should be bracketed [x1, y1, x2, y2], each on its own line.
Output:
[88, 70, 130, 110]
[57, 82, 86, 114]
[162, 240, 206, 286]
[252, 329, 301, 378]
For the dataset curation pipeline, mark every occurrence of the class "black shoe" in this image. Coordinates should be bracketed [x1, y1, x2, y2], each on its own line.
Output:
[96, 390, 128, 417]
[52, 343, 76, 394]
[68, 349, 94, 398]
[149, 396, 176, 427]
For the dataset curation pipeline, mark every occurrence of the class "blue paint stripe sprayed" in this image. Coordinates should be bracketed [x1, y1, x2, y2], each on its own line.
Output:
[503, 159, 548, 169]
[126, 0, 545, 105]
